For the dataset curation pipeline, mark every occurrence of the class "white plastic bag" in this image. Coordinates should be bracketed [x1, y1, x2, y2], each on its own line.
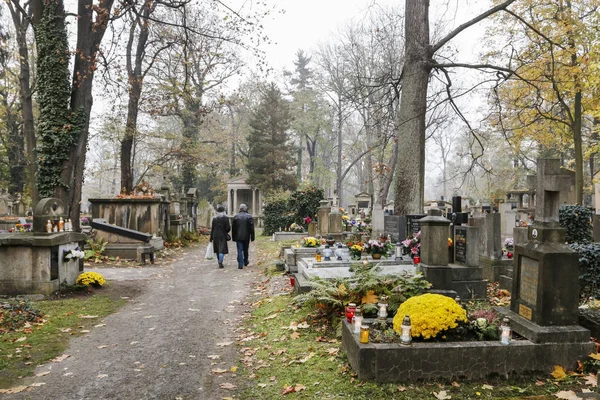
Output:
[205, 242, 215, 260]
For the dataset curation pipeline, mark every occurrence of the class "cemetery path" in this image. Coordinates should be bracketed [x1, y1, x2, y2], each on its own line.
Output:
[10, 243, 260, 400]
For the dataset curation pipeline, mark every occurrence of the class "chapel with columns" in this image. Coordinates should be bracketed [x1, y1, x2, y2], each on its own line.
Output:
[226, 177, 264, 218]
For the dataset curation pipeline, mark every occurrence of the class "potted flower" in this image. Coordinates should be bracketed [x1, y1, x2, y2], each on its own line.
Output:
[365, 239, 386, 259]
[301, 236, 319, 248]
[402, 231, 421, 257]
[348, 242, 364, 260]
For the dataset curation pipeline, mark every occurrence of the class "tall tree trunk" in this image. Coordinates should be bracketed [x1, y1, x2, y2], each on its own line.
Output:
[394, 0, 431, 216]
[58, 0, 114, 231]
[336, 97, 343, 204]
[121, 81, 141, 193]
[573, 90, 583, 204]
[8, 5, 38, 205]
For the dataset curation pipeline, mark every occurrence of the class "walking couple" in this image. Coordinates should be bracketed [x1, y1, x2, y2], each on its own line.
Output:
[210, 204, 255, 269]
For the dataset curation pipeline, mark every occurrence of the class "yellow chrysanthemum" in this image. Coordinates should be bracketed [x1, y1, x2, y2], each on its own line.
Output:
[392, 293, 467, 339]
[76, 272, 106, 287]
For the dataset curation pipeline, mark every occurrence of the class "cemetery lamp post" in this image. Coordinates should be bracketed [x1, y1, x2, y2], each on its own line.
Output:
[400, 315, 412, 345]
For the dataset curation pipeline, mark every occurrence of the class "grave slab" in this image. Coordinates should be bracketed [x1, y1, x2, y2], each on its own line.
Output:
[342, 319, 594, 382]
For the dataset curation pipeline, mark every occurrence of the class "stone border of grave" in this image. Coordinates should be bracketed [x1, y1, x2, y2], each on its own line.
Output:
[341, 319, 594, 382]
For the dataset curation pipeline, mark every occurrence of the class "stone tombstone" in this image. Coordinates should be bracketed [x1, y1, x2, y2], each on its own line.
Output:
[419, 209, 450, 266]
[453, 225, 480, 267]
[317, 199, 331, 236]
[454, 226, 467, 264]
[371, 204, 385, 236]
[355, 192, 371, 210]
[33, 198, 68, 232]
[384, 215, 406, 243]
[507, 158, 588, 343]
[481, 212, 502, 260]
[328, 206, 343, 234]
[171, 201, 181, 216]
[406, 214, 426, 237]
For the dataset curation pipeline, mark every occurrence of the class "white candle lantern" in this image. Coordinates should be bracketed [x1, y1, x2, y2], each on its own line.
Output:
[400, 315, 412, 345]
[499, 317, 512, 345]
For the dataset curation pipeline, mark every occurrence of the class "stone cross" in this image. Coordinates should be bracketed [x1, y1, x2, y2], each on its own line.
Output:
[534, 159, 572, 224]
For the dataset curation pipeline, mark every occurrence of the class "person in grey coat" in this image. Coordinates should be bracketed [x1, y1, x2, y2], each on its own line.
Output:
[210, 204, 231, 268]
[232, 203, 255, 269]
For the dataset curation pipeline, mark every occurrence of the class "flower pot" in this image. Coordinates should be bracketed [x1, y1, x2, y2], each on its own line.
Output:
[372, 253, 382, 260]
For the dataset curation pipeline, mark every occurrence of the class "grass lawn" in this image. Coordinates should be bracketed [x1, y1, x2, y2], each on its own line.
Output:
[235, 235, 600, 399]
[0, 288, 128, 388]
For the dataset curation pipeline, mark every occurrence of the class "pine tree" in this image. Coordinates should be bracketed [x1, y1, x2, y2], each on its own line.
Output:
[246, 83, 297, 193]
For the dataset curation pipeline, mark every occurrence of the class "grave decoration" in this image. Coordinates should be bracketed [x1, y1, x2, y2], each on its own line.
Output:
[301, 236, 319, 247]
[401, 231, 420, 256]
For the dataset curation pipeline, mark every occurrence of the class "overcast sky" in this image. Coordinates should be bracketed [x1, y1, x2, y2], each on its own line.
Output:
[238, 0, 489, 73]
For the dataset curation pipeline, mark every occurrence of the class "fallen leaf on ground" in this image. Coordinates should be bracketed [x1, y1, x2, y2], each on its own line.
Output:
[97, 374, 108, 378]
[451, 381, 460, 387]
[297, 321, 310, 329]
[59, 328, 72, 333]
[588, 353, 600, 360]
[217, 342, 233, 347]
[94, 324, 106, 328]
[290, 332, 300, 340]
[554, 390, 582, 399]
[35, 371, 50, 377]
[295, 384, 306, 392]
[584, 373, 597, 387]
[258, 383, 267, 388]
[433, 390, 451, 400]
[0, 385, 28, 394]
[397, 385, 406, 392]
[98, 345, 108, 349]
[79, 315, 98, 319]
[230, 366, 238, 372]
[535, 380, 546, 386]
[207, 355, 221, 359]
[282, 386, 296, 395]
[551, 365, 567, 380]
[219, 382, 236, 390]
[263, 313, 278, 320]
[482, 384, 493, 390]
[51, 354, 70, 363]
[211, 368, 228, 374]
[15, 336, 27, 342]
[30, 383, 46, 387]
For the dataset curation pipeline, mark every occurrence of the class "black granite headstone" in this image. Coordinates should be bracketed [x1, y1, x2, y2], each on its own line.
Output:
[406, 214, 425, 237]
[454, 226, 467, 264]
[384, 215, 406, 243]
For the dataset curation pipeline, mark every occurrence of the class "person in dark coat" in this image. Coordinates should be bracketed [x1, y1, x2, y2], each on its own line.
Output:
[232, 203, 255, 269]
[210, 204, 231, 268]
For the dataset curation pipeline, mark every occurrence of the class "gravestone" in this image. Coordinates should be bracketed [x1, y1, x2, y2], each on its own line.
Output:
[384, 215, 406, 243]
[453, 226, 474, 265]
[317, 200, 331, 236]
[501, 159, 591, 344]
[406, 214, 425, 237]
[371, 204, 385, 236]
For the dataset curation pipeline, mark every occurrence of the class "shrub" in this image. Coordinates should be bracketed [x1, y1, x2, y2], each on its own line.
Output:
[76, 272, 106, 287]
[85, 237, 107, 262]
[288, 185, 324, 226]
[569, 242, 600, 299]
[262, 193, 294, 236]
[559, 204, 592, 244]
[392, 293, 467, 340]
[293, 264, 431, 321]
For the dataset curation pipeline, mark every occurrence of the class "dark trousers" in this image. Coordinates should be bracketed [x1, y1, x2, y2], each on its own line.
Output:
[236, 240, 250, 268]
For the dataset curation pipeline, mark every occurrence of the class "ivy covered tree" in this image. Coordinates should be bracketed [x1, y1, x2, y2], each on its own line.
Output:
[246, 83, 297, 194]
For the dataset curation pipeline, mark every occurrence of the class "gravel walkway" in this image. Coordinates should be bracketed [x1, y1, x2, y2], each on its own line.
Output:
[9, 244, 260, 400]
